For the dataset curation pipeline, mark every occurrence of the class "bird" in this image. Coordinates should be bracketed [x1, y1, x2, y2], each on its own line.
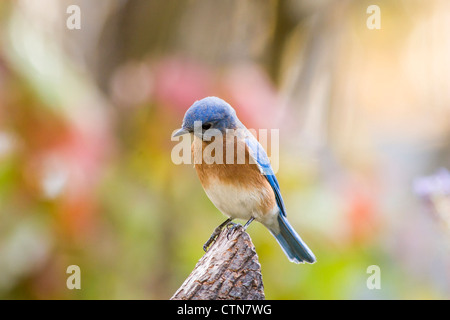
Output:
[172, 96, 316, 264]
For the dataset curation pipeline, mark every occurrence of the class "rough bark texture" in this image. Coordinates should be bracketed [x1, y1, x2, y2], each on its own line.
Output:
[171, 226, 265, 300]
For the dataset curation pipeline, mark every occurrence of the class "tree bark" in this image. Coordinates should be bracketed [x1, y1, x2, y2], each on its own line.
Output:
[170, 225, 265, 300]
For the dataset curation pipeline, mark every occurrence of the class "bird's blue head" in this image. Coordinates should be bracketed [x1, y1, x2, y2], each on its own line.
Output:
[173, 97, 241, 139]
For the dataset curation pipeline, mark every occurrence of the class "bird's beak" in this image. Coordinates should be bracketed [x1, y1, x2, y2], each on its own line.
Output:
[172, 128, 189, 138]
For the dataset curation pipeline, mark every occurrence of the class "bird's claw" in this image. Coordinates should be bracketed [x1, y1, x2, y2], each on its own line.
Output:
[203, 218, 242, 252]
[226, 222, 242, 239]
[203, 230, 220, 252]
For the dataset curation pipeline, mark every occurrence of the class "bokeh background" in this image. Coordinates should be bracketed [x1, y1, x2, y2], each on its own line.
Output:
[0, 0, 449, 299]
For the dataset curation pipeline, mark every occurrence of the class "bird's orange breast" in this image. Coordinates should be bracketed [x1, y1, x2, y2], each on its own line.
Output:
[191, 134, 276, 214]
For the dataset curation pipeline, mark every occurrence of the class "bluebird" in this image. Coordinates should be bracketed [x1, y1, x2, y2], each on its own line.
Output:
[173, 97, 316, 264]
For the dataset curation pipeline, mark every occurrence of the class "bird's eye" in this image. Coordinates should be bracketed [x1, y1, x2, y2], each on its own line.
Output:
[202, 123, 212, 130]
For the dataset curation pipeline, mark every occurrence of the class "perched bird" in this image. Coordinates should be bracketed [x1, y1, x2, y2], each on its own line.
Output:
[173, 97, 316, 264]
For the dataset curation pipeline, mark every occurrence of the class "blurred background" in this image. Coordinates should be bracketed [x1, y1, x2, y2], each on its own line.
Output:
[0, 0, 449, 299]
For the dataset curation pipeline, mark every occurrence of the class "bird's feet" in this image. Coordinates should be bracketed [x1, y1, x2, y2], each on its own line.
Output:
[202, 229, 220, 252]
[203, 218, 233, 252]
[226, 221, 242, 240]
[203, 217, 255, 251]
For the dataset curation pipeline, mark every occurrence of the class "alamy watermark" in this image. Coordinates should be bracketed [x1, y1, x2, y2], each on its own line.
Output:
[366, 265, 381, 290]
[66, 5, 81, 30]
[367, 5, 381, 30]
[66, 265, 81, 290]
[171, 122, 280, 173]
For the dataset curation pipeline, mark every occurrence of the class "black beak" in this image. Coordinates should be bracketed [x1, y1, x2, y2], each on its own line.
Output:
[172, 128, 189, 138]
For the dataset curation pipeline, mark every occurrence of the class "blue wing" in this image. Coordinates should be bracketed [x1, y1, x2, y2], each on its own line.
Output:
[243, 133, 287, 217]
[242, 130, 316, 264]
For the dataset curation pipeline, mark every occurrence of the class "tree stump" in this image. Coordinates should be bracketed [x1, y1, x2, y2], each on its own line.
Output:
[171, 225, 265, 300]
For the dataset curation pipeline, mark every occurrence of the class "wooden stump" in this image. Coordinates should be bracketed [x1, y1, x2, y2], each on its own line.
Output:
[171, 225, 265, 300]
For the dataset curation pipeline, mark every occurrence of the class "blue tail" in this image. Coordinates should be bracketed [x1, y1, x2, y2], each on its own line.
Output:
[270, 214, 316, 264]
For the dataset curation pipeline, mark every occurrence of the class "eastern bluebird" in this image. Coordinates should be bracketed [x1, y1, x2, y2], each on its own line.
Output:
[173, 97, 316, 264]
